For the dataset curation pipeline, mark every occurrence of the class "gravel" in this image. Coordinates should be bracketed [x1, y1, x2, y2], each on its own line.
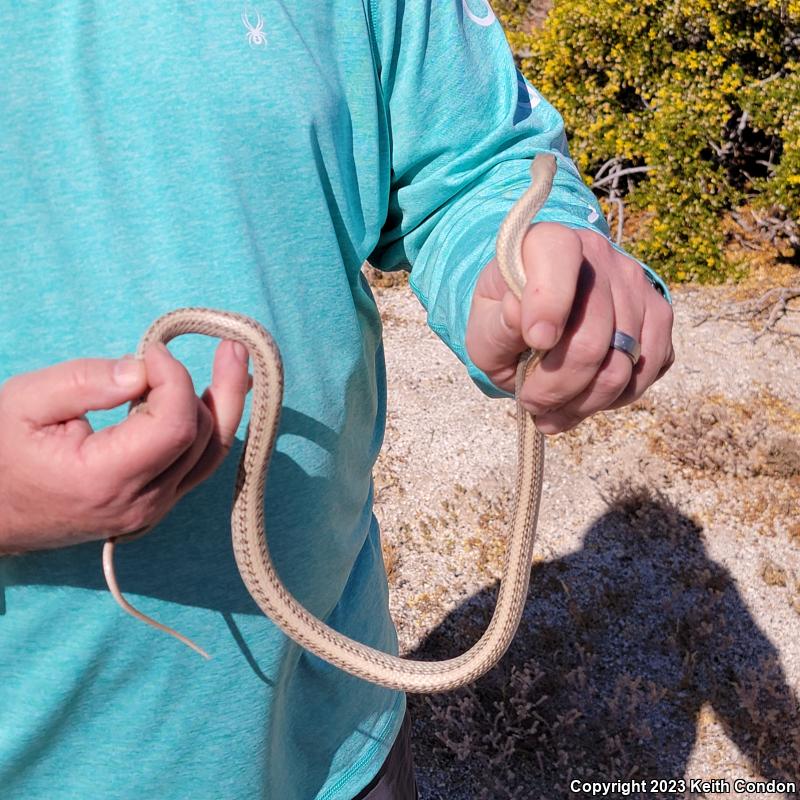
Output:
[369, 275, 800, 800]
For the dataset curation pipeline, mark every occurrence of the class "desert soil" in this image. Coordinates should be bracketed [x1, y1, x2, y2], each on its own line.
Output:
[367, 268, 800, 800]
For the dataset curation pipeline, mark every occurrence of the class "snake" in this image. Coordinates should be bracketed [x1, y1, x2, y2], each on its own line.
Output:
[102, 153, 557, 693]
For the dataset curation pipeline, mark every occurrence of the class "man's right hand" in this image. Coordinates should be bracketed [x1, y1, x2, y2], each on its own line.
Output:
[0, 340, 251, 554]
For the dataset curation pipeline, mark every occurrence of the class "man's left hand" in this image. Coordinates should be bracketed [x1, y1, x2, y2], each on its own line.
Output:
[465, 222, 675, 434]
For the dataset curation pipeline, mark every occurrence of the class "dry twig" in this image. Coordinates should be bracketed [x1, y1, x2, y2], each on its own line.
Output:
[693, 286, 800, 341]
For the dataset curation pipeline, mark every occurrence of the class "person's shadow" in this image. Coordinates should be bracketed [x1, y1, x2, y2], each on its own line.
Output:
[405, 486, 800, 800]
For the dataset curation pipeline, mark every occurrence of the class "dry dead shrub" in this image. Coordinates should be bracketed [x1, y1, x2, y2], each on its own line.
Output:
[652, 397, 800, 479]
[381, 539, 398, 585]
[409, 484, 800, 798]
[761, 559, 789, 588]
[639, 392, 800, 538]
[725, 660, 800, 784]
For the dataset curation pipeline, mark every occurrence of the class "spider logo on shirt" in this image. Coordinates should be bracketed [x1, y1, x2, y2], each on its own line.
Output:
[242, 9, 267, 47]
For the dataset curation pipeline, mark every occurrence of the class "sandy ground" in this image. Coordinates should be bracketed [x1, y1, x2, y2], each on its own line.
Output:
[367, 270, 800, 800]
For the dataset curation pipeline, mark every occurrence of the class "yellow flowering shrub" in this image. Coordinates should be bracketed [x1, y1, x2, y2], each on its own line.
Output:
[497, 0, 799, 282]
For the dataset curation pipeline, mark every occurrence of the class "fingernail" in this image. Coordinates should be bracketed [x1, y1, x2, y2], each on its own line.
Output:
[232, 342, 249, 363]
[528, 321, 557, 350]
[113, 358, 144, 386]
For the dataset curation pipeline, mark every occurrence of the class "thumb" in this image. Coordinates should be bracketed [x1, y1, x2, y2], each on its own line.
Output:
[466, 280, 528, 387]
[15, 357, 148, 427]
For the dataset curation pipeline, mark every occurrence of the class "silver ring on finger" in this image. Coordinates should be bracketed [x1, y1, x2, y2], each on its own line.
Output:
[610, 329, 641, 366]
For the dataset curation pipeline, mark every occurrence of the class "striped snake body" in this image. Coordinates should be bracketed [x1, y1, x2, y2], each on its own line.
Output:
[102, 154, 557, 692]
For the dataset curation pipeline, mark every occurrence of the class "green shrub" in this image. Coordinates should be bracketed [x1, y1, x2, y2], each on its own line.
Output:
[499, 0, 799, 282]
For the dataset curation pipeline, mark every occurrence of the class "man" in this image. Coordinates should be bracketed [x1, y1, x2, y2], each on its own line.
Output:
[0, 2, 673, 798]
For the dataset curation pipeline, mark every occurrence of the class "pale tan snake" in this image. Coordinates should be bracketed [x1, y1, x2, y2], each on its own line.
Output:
[102, 153, 557, 692]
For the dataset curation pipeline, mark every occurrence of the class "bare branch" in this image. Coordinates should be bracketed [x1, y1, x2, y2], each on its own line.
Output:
[693, 286, 800, 341]
[747, 71, 783, 88]
[708, 140, 732, 158]
[737, 110, 749, 135]
[591, 166, 654, 190]
[592, 157, 622, 183]
[617, 200, 625, 244]
[730, 211, 754, 232]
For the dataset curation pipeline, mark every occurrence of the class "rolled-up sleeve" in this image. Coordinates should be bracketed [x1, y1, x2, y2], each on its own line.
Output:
[367, 0, 671, 397]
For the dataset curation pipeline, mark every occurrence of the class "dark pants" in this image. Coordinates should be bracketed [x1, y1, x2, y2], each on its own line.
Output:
[352, 711, 418, 800]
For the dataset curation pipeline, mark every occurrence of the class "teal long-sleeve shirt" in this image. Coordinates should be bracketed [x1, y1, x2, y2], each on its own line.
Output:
[0, 2, 670, 798]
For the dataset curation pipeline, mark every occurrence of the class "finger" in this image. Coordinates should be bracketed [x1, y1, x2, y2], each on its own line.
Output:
[155, 396, 215, 494]
[13, 356, 147, 427]
[538, 283, 645, 430]
[519, 222, 583, 352]
[534, 349, 634, 433]
[538, 270, 671, 431]
[607, 298, 675, 410]
[84, 342, 199, 485]
[176, 340, 251, 494]
[518, 263, 615, 417]
[466, 268, 528, 389]
[657, 344, 676, 380]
